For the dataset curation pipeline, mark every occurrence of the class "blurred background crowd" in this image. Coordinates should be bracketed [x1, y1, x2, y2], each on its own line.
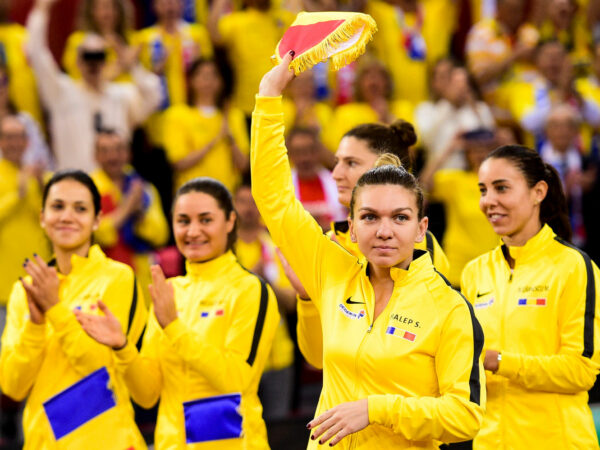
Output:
[2, 0, 600, 447]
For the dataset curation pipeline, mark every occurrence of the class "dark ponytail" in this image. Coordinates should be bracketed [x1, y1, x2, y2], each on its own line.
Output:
[343, 119, 416, 171]
[486, 145, 572, 241]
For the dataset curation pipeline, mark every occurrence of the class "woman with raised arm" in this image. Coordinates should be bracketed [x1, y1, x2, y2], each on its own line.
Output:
[461, 145, 600, 449]
[251, 53, 485, 448]
[76, 177, 280, 449]
[0, 170, 147, 449]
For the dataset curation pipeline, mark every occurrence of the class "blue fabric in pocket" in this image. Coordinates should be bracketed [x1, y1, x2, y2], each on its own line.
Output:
[43, 367, 116, 440]
[184, 393, 243, 443]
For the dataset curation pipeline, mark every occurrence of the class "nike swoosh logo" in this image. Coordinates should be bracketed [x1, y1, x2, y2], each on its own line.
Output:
[476, 291, 492, 298]
[346, 297, 365, 305]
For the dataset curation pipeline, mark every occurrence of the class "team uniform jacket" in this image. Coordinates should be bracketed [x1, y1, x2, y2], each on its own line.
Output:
[461, 224, 600, 449]
[113, 251, 279, 449]
[251, 95, 485, 449]
[0, 245, 147, 449]
[298, 220, 450, 369]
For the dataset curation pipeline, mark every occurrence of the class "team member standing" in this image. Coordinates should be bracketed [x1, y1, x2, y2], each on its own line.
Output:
[251, 54, 484, 448]
[0, 170, 147, 449]
[76, 177, 280, 449]
[461, 145, 600, 449]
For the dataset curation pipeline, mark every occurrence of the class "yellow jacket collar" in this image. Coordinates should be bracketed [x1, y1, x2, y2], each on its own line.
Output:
[503, 224, 556, 263]
[185, 251, 238, 280]
[364, 249, 433, 285]
[54, 244, 106, 278]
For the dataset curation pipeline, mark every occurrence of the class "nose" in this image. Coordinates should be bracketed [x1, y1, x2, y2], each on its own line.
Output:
[376, 218, 393, 239]
[479, 189, 497, 212]
[187, 220, 203, 238]
[59, 206, 76, 222]
[331, 161, 344, 182]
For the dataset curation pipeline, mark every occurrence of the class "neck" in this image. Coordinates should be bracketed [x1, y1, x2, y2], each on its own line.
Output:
[297, 168, 319, 180]
[237, 225, 261, 242]
[54, 242, 92, 275]
[194, 95, 216, 107]
[161, 18, 179, 34]
[502, 219, 543, 247]
[369, 263, 393, 284]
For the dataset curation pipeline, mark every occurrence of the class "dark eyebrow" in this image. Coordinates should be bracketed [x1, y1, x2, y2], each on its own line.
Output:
[491, 179, 509, 185]
[358, 207, 413, 213]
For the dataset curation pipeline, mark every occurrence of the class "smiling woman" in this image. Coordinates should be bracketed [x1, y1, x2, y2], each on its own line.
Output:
[0, 170, 147, 449]
[74, 177, 280, 449]
[251, 54, 485, 449]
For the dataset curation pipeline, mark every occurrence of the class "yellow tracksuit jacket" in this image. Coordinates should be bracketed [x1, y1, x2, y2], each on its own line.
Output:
[251, 95, 485, 448]
[298, 220, 450, 369]
[0, 245, 147, 449]
[461, 224, 600, 449]
[113, 251, 279, 449]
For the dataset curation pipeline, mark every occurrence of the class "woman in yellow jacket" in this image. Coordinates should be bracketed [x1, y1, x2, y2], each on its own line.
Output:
[251, 54, 485, 449]
[461, 145, 600, 449]
[0, 170, 147, 449]
[76, 177, 280, 449]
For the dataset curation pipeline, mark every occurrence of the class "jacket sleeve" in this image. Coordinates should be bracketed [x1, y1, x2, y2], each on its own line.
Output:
[126, 65, 162, 126]
[0, 282, 47, 400]
[134, 183, 170, 247]
[296, 297, 324, 369]
[496, 257, 600, 393]
[114, 310, 163, 408]
[162, 278, 279, 393]
[251, 95, 356, 307]
[368, 300, 486, 443]
[45, 269, 146, 376]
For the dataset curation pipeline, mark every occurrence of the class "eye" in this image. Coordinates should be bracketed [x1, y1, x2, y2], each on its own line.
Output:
[177, 218, 190, 225]
[200, 217, 212, 224]
[75, 205, 88, 213]
[479, 187, 487, 196]
[394, 214, 408, 222]
[360, 213, 376, 221]
[495, 185, 507, 193]
[50, 202, 63, 210]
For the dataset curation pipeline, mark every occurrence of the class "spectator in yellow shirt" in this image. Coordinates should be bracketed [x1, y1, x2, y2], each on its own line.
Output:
[63, 0, 134, 83]
[133, 0, 213, 144]
[163, 58, 249, 192]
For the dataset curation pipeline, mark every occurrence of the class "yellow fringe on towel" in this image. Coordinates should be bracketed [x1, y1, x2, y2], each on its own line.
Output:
[273, 12, 378, 75]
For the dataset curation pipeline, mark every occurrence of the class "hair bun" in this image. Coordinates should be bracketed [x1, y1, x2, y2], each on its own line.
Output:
[390, 120, 417, 148]
[374, 153, 403, 168]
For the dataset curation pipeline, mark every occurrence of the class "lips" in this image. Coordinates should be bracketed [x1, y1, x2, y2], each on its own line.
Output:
[487, 212, 507, 224]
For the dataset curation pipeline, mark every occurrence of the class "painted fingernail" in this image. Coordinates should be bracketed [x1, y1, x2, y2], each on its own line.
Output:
[329, 444, 333, 447]
[306, 423, 311, 429]
[289, 50, 295, 57]
[33, 253, 37, 257]
[311, 435, 316, 440]
[319, 440, 323, 445]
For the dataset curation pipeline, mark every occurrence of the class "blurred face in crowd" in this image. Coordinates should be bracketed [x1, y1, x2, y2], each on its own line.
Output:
[548, 0, 576, 30]
[545, 106, 579, 153]
[0, 116, 28, 166]
[464, 138, 495, 172]
[350, 184, 427, 270]
[496, 0, 525, 33]
[431, 59, 454, 100]
[332, 137, 379, 207]
[535, 42, 566, 86]
[357, 63, 391, 102]
[173, 191, 235, 262]
[190, 61, 222, 102]
[288, 131, 321, 179]
[41, 179, 99, 253]
[244, 0, 271, 11]
[234, 186, 260, 229]
[77, 35, 108, 87]
[0, 67, 10, 110]
[478, 157, 547, 240]
[445, 67, 471, 106]
[92, 0, 118, 32]
[95, 132, 129, 179]
[154, 0, 183, 22]
[289, 71, 316, 101]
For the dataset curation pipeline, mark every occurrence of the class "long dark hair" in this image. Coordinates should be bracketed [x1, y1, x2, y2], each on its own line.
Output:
[173, 177, 237, 252]
[350, 154, 424, 219]
[77, 0, 133, 40]
[42, 170, 102, 215]
[485, 145, 572, 241]
[343, 120, 417, 171]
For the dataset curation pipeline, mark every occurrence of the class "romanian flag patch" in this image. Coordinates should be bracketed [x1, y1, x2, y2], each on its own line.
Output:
[386, 326, 416, 342]
[273, 11, 377, 74]
[517, 298, 547, 306]
[200, 309, 225, 318]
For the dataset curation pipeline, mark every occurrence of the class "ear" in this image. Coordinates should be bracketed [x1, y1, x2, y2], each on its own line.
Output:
[92, 211, 102, 232]
[348, 217, 357, 243]
[533, 180, 548, 206]
[39, 210, 46, 229]
[226, 210, 237, 234]
[415, 216, 429, 244]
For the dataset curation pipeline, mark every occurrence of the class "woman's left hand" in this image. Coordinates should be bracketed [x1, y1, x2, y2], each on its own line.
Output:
[258, 52, 296, 97]
[307, 398, 369, 446]
[149, 264, 178, 329]
[22, 255, 60, 312]
[484, 350, 500, 372]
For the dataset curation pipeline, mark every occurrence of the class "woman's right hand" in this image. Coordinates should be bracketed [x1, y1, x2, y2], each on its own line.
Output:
[74, 300, 127, 349]
[258, 52, 296, 97]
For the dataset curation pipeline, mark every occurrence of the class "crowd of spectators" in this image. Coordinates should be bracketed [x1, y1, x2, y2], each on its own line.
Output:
[3, 0, 600, 446]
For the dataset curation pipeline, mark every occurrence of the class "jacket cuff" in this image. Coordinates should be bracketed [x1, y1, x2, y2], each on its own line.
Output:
[254, 95, 283, 115]
[45, 303, 73, 329]
[163, 317, 186, 343]
[22, 321, 47, 345]
[368, 394, 393, 427]
[114, 340, 139, 364]
[496, 351, 520, 378]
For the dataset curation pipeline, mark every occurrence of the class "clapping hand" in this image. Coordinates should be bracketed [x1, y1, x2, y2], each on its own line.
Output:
[149, 265, 178, 329]
[21, 255, 60, 313]
[74, 300, 127, 349]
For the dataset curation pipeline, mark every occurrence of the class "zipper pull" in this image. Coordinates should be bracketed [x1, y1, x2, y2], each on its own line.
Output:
[367, 323, 373, 333]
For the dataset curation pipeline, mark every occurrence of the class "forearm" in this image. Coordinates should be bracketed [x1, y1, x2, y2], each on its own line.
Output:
[129, 65, 162, 124]
[496, 351, 599, 393]
[297, 298, 323, 369]
[172, 143, 214, 172]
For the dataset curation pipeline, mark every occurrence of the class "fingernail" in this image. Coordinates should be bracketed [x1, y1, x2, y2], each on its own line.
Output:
[289, 50, 295, 57]
[33, 253, 37, 257]
[319, 440, 323, 445]
[306, 423, 311, 429]
[329, 444, 333, 447]
[311, 435, 316, 440]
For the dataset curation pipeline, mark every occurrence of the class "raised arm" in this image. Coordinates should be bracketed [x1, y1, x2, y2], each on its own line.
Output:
[251, 55, 355, 304]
